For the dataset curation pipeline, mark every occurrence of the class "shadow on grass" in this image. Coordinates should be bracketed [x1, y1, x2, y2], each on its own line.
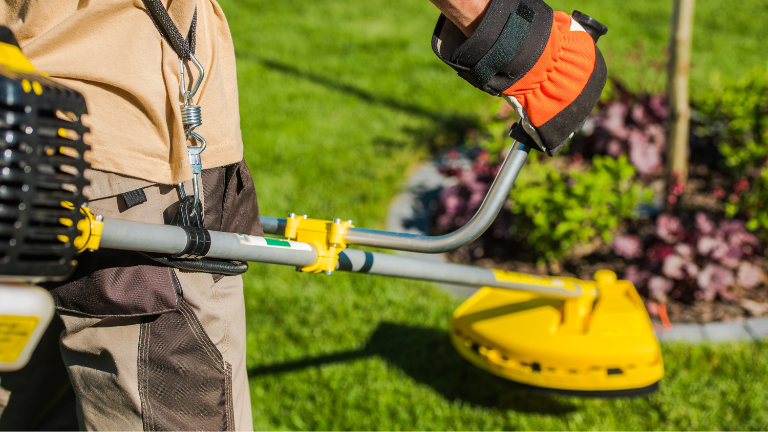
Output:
[255, 58, 480, 152]
[248, 322, 576, 414]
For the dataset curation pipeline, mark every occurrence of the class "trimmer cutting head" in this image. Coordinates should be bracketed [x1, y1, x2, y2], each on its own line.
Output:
[451, 270, 663, 396]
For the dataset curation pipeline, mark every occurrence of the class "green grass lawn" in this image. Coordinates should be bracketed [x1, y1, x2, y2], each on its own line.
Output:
[218, 0, 768, 429]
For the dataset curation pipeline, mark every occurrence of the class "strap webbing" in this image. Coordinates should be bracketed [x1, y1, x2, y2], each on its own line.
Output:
[141, 0, 197, 60]
[468, 2, 534, 85]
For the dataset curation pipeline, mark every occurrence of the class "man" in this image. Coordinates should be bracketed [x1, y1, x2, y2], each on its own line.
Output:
[0, 0, 603, 429]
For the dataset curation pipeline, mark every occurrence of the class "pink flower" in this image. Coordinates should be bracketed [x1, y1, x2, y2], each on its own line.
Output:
[674, 243, 694, 259]
[631, 104, 650, 126]
[648, 94, 668, 119]
[716, 220, 747, 237]
[648, 276, 674, 301]
[628, 130, 663, 176]
[440, 185, 462, 213]
[737, 261, 765, 289]
[459, 170, 480, 191]
[695, 212, 714, 235]
[713, 245, 743, 269]
[624, 265, 651, 288]
[602, 102, 630, 139]
[467, 191, 486, 211]
[697, 264, 735, 302]
[697, 236, 721, 255]
[657, 214, 683, 244]
[606, 139, 624, 157]
[613, 235, 642, 259]
[644, 124, 666, 150]
[728, 230, 760, 248]
[662, 254, 699, 280]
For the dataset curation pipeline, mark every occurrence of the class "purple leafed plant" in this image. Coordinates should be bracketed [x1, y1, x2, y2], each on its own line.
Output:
[434, 149, 500, 234]
[577, 81, 668, 176]
[616, 211, 766, 303]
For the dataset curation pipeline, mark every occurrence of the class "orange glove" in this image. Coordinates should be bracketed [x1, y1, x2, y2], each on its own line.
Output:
[432, 0, 607, 156]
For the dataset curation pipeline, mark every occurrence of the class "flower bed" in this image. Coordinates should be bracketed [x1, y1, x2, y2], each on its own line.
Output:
[431, 71, 768, 323]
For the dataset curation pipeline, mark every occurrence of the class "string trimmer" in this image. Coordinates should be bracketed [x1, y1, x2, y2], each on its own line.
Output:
[0, 20, 662, 396]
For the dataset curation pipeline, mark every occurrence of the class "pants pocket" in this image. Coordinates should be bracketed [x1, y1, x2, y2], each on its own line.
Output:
[202, 159, 263, 237]
[138, 298, 235, 431]
[44, 250, 182, 317]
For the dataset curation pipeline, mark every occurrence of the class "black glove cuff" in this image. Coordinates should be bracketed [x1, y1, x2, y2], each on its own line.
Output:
[431, 0, 552, 96]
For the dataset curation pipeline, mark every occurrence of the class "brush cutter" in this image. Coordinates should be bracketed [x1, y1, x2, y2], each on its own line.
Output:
[0, 19, 663, 396]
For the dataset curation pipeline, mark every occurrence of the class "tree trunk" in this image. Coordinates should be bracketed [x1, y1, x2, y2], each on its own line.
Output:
[666, 0, 696, 205]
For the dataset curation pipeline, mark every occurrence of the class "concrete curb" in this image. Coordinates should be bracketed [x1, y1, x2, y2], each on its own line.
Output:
[388, 162, 768, 342]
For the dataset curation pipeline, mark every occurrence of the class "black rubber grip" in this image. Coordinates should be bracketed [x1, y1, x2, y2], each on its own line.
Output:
[173, 226, 211, 259]
[508, 122, 540, 150]
[571, 11, 608, 43]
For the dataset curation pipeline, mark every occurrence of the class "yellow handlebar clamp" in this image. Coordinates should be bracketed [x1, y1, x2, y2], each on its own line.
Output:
[59, 202, 104, 253]
[284, 214, 354, 274]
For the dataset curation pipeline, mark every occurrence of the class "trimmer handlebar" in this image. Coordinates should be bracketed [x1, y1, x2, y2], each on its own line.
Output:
[262, 141, 531, 253]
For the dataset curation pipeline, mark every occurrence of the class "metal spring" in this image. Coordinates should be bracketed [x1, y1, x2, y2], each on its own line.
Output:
[181, 103, 202, 137]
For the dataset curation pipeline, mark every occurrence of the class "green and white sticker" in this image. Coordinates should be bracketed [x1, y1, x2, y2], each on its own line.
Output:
[236, 234, 313, 251]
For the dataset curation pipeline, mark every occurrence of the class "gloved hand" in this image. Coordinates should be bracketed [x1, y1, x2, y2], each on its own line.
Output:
[432, 0, 607, 156]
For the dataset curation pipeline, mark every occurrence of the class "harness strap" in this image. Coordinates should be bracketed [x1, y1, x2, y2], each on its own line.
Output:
[455, 1, 535, 87]
[141, 0, 197, 60]
[137, 2, 248, 275]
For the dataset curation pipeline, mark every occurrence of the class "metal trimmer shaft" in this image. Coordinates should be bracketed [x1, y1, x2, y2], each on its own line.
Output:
[100, 219, 581, 299]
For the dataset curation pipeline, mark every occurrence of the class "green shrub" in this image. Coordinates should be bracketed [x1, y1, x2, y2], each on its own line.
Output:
[725, 169, 768, 231]
[697, 66, 768, 174]
[697, 66, 768, 232]
[509, 153, 651, 263]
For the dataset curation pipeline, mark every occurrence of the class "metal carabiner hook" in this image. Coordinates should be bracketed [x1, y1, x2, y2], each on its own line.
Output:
[178, 53, 207, 215]
[179, 54, 205, 101]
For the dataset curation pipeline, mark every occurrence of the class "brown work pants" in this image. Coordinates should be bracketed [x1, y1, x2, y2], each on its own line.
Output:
[0, 161, 260, 430]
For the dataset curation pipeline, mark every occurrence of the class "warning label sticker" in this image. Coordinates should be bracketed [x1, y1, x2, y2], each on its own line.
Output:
[236, 234, 313, 251]
[0, 315, 39, 363]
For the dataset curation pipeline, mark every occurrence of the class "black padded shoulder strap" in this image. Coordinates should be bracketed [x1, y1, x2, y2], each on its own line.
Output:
[0, 26, 20, 48]
[141, 0, 197, 60]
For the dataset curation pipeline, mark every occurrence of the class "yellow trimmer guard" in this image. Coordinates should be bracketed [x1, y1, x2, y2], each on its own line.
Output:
[451, 270, 664, 396]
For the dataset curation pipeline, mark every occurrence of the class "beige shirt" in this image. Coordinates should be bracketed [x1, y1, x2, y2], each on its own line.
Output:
[1, 0, 244, 185]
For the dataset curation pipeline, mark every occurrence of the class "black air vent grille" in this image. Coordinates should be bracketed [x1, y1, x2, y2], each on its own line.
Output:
[0, 69, 91, 281]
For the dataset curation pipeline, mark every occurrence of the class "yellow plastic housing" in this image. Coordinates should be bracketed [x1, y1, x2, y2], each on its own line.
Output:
[59, 202, 104, 252]
[0, 283, 55, 372]
[284, 215, 353, 273]
[451, 270, 663, 393]
[0, 41, 36, 73]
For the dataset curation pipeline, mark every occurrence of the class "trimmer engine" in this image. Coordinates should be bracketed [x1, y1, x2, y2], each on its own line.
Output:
[0, 27, 91, 282]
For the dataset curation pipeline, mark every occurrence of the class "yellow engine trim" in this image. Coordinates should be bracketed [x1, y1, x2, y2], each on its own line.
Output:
[59, 202, 104, 252]
[0, 42, 36, 73]
[451, 270, 664, 392]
